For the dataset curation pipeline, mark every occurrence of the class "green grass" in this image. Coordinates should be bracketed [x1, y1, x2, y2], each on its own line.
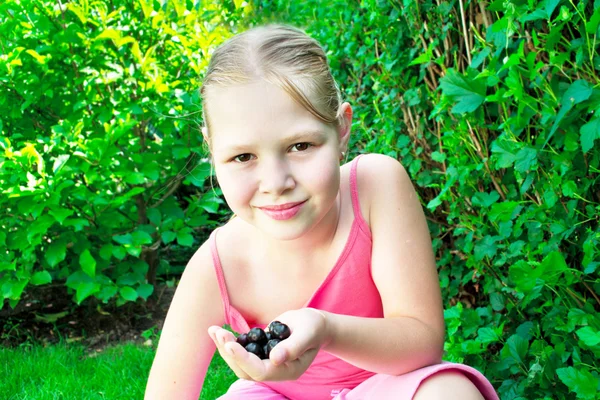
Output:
[0, 340, 238, 400]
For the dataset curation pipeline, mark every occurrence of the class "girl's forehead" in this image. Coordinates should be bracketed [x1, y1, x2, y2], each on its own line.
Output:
[207, 82, 332, 149]
[207, 81, 303, 115]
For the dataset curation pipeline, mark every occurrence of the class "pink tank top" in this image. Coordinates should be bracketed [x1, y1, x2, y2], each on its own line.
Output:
[209, 154, 384, 399]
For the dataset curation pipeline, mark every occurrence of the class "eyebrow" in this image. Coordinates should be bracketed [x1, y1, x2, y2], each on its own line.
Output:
[225, 130, 326, 153]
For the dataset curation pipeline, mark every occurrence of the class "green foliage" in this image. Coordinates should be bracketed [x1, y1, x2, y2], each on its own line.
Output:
[0, 0, 246, 308]
[253, 0, 600, 398]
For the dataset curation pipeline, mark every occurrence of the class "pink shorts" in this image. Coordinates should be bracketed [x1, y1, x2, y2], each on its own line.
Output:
[217, 361, 499, 400]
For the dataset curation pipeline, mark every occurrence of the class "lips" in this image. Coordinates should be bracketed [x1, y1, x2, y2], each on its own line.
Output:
[258, 200, 307, 221]
[259, 201, 306, 211]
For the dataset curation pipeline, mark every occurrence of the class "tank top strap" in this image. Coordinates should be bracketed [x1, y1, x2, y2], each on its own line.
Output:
[349, 154, 371, 235]
[208, 228, 232, 325]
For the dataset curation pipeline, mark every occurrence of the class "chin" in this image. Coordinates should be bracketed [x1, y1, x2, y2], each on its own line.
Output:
[258, 219, 314, 241]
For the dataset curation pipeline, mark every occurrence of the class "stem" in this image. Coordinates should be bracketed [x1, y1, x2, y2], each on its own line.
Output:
[458, 0, 472, 65]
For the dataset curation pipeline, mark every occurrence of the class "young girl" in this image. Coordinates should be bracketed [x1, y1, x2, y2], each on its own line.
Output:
[145, 24, 499, 400]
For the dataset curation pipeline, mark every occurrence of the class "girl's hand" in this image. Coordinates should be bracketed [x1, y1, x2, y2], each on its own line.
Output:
[207, 308, 330, 382]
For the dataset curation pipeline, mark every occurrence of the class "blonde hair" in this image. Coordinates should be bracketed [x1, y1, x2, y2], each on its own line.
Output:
[199, 23, 346, 149]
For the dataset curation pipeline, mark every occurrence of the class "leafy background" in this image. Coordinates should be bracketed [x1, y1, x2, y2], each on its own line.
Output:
[1, 0, 599, 399]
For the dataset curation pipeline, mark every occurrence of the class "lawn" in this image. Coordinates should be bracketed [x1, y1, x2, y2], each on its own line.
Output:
[0, 340, 238, 400]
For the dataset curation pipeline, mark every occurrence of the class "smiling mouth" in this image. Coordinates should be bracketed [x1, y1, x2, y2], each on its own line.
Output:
[258, 200, 307, 220]
[259, 201, 306, 211]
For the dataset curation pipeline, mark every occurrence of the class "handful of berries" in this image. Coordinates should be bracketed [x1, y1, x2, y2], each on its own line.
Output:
[235, 321, 291, 360]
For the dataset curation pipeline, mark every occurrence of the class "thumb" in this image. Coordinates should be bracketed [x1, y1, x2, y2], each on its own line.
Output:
[270, 346, 287, 365]
[270, 334, 311, 366]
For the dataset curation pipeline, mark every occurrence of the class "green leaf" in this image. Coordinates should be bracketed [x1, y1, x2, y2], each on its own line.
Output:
[509, 260, 542, 292]
[562, 180, 577, 197]
[63, 218, 90, 232]
[514, 147, 538, 173]
[33, 311, 69, 323]
[94, 28, 121, 42]
[471, 191, 500, 208]
[488, 201, 523, 223]
[75, 282, 101, 305]
[161, 231, 177, 244]
[556, 367, 599, 399]
[439, 68, 486, 114]
[124, 172, 145, 185]
[431, 151, 447, 163]
[474, 235, 500, 261]
[46, 241, 67, 268]
[409, 44, 433, 66]
[586, 8, 600, 34]
[31, 271, 52, 285]
[539, 251, 568, 283]
[516, 321, 535, 340]
[177, 230, 194, 247]
[120, 286, 138, 302]
[48, 207, 75, 225]
[137, 284, 154, 300]
[489, 292, 505, 311]
[580, 117, 600, 153]
[470, 47, 491, 69]
[113, 233, 133, 245]
[543, 190, 558, 208]
[99, 244, 113, 261]
[79, 249, 96, 278]
[132, 230, 153, 246]
[112, 246, 127, 260]
[544, 80, 593, 149]
[506, 334, 529, 363]
[491, 139, 518, 168]
[477, 327, 500, 344]
[576, 327, 600, 347]
[562, 80, 593, 105]
[25, 49, 48, 65]
[52, 154, 70, 174]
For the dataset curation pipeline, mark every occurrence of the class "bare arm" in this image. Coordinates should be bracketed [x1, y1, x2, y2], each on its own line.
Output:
[145, 240, 225, 399]
[321, 312, 442, 375]
[322, 154, 445, 375]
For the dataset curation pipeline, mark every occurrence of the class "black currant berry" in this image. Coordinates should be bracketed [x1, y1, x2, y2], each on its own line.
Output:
[236, 333, 249, 347]
[267, 321, 282, 333]
[270, 323, 291, 340]
[265, 339, 281, 359]
[265, 331, 273, 341]
[247, 327, 267, 345]
[245, 342, 265, 359]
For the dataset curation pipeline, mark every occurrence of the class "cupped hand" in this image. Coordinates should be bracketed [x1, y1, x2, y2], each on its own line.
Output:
[207, 307, 330, 382]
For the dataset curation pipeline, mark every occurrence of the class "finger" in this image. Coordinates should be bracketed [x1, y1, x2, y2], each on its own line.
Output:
[208, 327, 252, 380]
[244, 347, 319, 382]
[214, 328, 237, 345]
[225, 341, 270, 381]
[275, 348, 318, 380]
[268, 330, 313, 366]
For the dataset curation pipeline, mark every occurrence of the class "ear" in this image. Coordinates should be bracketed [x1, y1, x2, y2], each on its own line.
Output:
[337, 102, 353, 153]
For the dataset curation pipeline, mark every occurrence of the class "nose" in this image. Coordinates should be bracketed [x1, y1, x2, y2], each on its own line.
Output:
[258, 156, 295, 195]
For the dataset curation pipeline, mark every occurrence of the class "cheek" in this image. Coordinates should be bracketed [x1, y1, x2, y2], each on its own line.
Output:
[215, 169, 255, 207]
[300, 159, 340, 196]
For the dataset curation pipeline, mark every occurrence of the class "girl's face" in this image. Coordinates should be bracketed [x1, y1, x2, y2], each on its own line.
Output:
[206, 81, 351, 241]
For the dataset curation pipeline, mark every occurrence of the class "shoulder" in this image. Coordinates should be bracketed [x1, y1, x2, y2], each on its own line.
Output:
[354, 153, 411, 223]
[356, 153, 406, 177]
[178, 236, 221, 301]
